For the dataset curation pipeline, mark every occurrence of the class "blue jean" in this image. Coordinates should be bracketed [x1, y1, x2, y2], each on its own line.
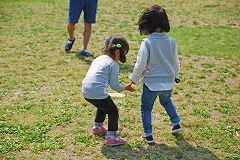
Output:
[141, 84, 180, 135]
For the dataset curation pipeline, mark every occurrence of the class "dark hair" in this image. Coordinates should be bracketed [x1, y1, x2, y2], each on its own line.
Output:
[138, 4, 170, 35]
[102, 35, 129, 63]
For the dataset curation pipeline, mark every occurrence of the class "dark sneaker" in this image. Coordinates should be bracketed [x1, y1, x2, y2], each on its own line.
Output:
[172, 124, 182, 133]
[64, 38, 75, 51]
[141, 134, 154, 144]
[79, 49, 93, 57]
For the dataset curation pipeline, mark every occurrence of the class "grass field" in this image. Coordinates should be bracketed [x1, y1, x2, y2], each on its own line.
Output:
[0, 0, 240, 159]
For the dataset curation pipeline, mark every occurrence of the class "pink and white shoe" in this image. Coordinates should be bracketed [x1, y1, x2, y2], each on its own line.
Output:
[106, 135, 127, 146]
[92, 127, 107, 136]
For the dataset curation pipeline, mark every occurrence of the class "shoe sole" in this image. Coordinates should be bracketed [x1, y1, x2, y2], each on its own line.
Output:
[80, 53, 93, 57]
[107, 142, 126, 146]
[93, 131, 107, 136]
[144, 139, 155, 144]
[146, 140, 155, 144]
[172, 128, 183, 133]
[93, 133, 107, 136]
[141, 136, 155, 144]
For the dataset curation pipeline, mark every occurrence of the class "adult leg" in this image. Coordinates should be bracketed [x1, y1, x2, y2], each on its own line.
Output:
[82, 22, 92, 50]
[79, 0, 98, 56]
[65, 0, 83, 51]
[67, 23, 75, 40]
[65, 23, 76, 51]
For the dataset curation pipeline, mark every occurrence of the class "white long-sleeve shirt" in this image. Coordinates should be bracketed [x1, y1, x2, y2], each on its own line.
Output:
[82, 55, 125, 99]
[130, 32, 180, 91]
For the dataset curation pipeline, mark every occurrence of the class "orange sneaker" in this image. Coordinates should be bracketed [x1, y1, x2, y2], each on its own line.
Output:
[92, 127, 107, 136]
[106, 135, 127, 146]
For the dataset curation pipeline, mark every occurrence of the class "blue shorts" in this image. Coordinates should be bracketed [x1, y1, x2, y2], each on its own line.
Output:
[68, 0, 98, 24]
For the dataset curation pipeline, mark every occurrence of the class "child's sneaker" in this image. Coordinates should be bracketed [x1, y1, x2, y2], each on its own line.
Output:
[64, 38, 75, 51]
[172, 124, 182, 133]
[141, 134, 154, 144]
[92, 127, 107, 136]
[106, 135, 127, 146]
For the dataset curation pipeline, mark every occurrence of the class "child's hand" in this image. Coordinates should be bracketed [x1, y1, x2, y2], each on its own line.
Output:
[130, 81, 136, 85]
[125, 83, 136, 92]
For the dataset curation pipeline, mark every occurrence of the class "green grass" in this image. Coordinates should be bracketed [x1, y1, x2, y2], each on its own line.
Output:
[1, 0, 240, 159]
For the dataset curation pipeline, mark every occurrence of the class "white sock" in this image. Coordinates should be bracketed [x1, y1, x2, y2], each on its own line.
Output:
[107, 131, 118, 138]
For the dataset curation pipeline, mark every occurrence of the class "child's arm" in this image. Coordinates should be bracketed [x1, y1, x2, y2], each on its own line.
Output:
[129, 41, 148, 84]
[173, 39, 180, 79]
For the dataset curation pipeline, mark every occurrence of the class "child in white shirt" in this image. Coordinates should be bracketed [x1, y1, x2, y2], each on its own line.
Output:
[82, 36, 135, 146]
[130, 5, 182, 144]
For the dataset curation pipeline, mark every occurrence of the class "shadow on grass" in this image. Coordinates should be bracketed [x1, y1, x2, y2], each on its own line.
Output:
[75, 52, 95, 65]
[65, 51, 94, 65]
[101, 133, 219, 160]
